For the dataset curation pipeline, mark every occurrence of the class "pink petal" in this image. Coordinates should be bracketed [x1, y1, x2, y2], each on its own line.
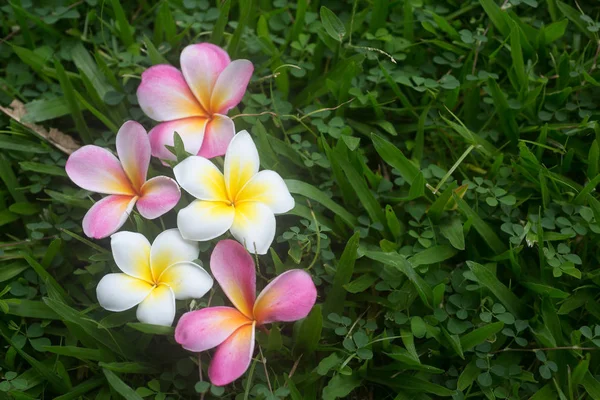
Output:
[148, 117, 208, 161]
[137, 65, 206, 121]
[208, 322, 256, 386]
[82, 195, 137, 239]
[175, 306, 252, 352]
[210, 240, 256, 319]
[66, 146, 135, 195]
[210, 60, 254, 114]
[115, 121, 151, 192]
[253, 269, 317, 325]
[136, 176, 181, 219]
[197, 114, 235, 159]
[180, 43, 231, 112]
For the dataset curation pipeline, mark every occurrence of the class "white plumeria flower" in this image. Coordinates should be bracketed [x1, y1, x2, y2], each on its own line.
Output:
[96, 229, 213, 326]
[174, 131, 295, 254]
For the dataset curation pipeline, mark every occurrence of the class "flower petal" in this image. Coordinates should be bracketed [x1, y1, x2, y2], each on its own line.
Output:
[66, 146, 134, 195]
[210, 59, 254, 114]
[136, 284, 176, 327]
[177, 200, 235, 242]
[210, 239, 256, 318]
[224, 131, 259, 201]
[137, 176, 181, 219]
[230, 202, 275, 255]
[96, 273, 153, 312]
[197, 114, 235, 159]
[150, 229, 199, 281]
[148, 117, 208, 161]
[236, 170, 295, 214]
[115, 121, 150, 192]
[110, 231, 153, 282]
[180, 43, 231, 112]
[253, 269, 317, 325]
[159, 261, 213, 300]
[82, 195, 137, 239]
[208, 322, 256, 386]
[175, 306, 252, 352]
[173, 156, 228, 201]
[137, 65, 205, 121]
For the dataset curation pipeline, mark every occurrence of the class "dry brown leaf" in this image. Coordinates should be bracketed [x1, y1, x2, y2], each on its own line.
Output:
[0, 99, 81, 154]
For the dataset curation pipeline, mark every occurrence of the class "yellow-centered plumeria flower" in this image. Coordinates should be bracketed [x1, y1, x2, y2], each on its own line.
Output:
[173, 131, 295, 254]
[96, 229, 213, 326]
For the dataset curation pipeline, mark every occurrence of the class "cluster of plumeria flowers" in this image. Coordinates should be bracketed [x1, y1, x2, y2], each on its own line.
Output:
[65, 43, 317, 386]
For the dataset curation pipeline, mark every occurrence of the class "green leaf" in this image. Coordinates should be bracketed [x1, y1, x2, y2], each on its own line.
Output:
[102, 369, 143, 400]
[109, 0, 134, 47]
[332, 152, 385, 225]
[285, 179, 357, 227]
[442, 328, 464, 359]
[0, 135, 47, 153]
[582, 372, 600, 400]
[54, 59, 91, 144]
[19, 161, 67, 176]
[408, 245, 457, 266]
[324, 232, 360, 315]
[467, 261, 526, 318]
[53, 377, 105, 400]
[294, 305, 323, 355]
[455, 195, 507, 254]
[322, 374, 361, 400]
[99, 362, 158, 374]
[479, 0, 510, 36]
[0, 263, 28, 283]
[371, 133, 420, 184]
[210, 0, 231, 45]
[458, 361, 479, 391]
[344, 274, 378, 293]
[126, 322, 174, 336]
[320, 6, 346, 42]
[4, 299, 60, 319]
[440, 218, 465, 250]
[487, 78, 519, 144]
[363, 250, 433, 308]
[574, 174, 600, 205]
[44, 346, 113, 362]
[543, 19, 569, 42]
[460, 321, 504, 350]
[510, 21, 527, 89]
[23, 253, 68, 301]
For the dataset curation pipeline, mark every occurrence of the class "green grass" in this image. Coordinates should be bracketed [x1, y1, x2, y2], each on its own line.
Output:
[1, 0, 600, 399]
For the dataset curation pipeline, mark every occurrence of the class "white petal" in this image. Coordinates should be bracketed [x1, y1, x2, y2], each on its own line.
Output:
[96, 273, 153, 312]
[236, 170, 295, 214]
[110, 232, 153, 282]
[150, 229, 199, 280]
[136, 284, 176, 327]
[173, 156, 228, 202]
[230, 202, 275, 255]
[224, 131, 259, 201]
[159, 261, 213, 300]
[177, 200, 235, 241]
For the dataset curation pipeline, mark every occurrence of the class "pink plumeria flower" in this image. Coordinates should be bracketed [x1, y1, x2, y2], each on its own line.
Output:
[97, 229, 213, 326]
[65, 121, 181, 239]
[173, 130, 295, 254]
[137, 43, 254, 161]
[175, 239, 317, 386]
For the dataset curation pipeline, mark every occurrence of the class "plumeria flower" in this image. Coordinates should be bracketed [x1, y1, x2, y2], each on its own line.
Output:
[173, 131, 295, 254]
[175, 239, 316, 385]
[65, 121, 181, 239]
[96, 229, 213, 326]
[137, 43, 253, 161]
